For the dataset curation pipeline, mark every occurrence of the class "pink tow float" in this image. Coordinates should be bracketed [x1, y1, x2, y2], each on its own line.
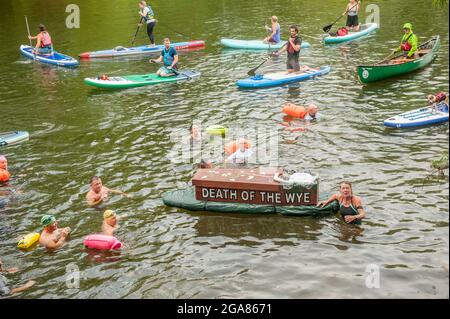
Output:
[83, 234, 122, 250]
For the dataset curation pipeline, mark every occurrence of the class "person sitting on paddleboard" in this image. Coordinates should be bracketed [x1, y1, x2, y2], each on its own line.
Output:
[39, 215, 71, 250]
[428, 92, 449, 113]
[86, 176, 129, 207]
[264, 16, 281, 44]
[150, 38, 179, 77]
[273, 25, 317, 74]
[317, 181, 366, 225]
[393, 23, 418, 60]
[138, 1, 156, 47]
[28, 24, 53, 55]
[343, 0, 360, 32]
[0, 155, 10, 184]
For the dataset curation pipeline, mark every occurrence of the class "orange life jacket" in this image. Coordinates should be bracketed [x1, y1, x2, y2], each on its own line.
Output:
[40, 31, 52, 47]
[0, 169, 10, 183]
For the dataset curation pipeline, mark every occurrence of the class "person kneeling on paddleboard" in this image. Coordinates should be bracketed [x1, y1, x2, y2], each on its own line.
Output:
[273, 25, 317, 74]
[138, 1, 156, 47]
[392, 23, 418, 60]
[264, 16, 281, 44]
[150, 38, 179, 77]
[28, 24, 53, 55]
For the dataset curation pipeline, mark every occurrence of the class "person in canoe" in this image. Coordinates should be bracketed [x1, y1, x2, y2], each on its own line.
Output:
[150, 38, 179, 77]
[343, 0, 360, 32]
[264, 16, 281, 44]
[86, 176, 129, 207]
[392, 23, 418, 60]
[273, 25, 317, 74]
[317, 181, 366, 225]
[39, 215, 71, 250]
[138, 1, 157, 47]
[28, 24, 53, 55]
[0, 155, 10, 184]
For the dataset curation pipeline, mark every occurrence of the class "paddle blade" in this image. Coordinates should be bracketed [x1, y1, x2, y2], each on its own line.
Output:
[247, 69, 257, 76]
[322, 24, 332, 33]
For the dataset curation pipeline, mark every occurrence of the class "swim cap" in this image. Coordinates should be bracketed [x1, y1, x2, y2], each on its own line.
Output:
[0, 155, 6, 161]
[403, 23, 413, 30]
[103, 210, 116, 220]
[41, 215, 56, 227]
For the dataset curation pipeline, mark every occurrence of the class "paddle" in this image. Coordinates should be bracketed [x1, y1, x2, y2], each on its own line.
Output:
[322, 0, 360, 33]
[24, 16, 32, 47]
[247, 42, 288, 76]
[376, 50, 396, 65]
[131, 17, 144, 46]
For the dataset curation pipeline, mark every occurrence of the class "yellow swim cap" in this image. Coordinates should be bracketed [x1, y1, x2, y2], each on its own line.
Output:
[103, 210, 116, 220]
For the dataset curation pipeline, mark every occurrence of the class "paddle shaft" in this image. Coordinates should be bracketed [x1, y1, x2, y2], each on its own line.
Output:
[323, 1, 360, 32]
[248, 42, 288, 76]
[131, 17, 144, 46]
[24, 15, 32, 47]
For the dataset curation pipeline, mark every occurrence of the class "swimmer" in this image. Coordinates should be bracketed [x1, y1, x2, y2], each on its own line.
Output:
[304, 104, 321, 121]
[198, 158, 213, 169]
[102, 210, 127, 236]
[226, 138, 253, 165]
[39, 215, 71, 250]
[0, 259, 35, 296]
[86, 176, 129, 207]
[0, 155, 10, 183]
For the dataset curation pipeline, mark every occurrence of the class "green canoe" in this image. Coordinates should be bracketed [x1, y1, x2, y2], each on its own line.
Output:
[84, 70, 200, 89]
[357, 35, 440, 84]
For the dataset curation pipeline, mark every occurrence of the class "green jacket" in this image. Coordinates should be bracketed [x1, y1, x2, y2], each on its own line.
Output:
[395, 31, 418, 58]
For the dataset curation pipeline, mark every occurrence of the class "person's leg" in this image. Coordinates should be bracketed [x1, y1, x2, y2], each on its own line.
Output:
[11, 280, 35, 295]
[147, 22, 155, 45]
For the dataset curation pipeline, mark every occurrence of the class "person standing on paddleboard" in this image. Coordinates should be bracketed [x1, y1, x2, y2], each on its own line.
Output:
[28, 24, 53, 55]
[138, 1, 156, 47]
[150, 38, 179, 77]
[264, 16, 281, 44]
[343, 0, 360, 32]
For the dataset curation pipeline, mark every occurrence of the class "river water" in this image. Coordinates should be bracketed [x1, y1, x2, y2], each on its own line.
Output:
[0, 0, 448, 298]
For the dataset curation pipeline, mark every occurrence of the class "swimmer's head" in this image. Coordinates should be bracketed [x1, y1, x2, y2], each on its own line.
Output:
[0, 155, 7, 170]
[307, 104, 318, 116]
[41, 214, 57, 230]
[339, 181, 353, 197]
[103, 210, 116, 220]
[90, 176, 103, 193]
[237, 138, 248, 152]
[139, 1, 147, 9]
[271, 16, 278, 23]
[198, 158, 212, 169]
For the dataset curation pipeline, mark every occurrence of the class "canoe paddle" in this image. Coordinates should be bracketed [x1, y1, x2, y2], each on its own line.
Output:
[247, 42, 287, 76]
[322, 0, 360, 33]
[131, 17, 144, 46]
[24, 16, 32, 47]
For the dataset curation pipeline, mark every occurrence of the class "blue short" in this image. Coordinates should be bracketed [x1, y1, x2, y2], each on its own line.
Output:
[37, 46, 53, 55]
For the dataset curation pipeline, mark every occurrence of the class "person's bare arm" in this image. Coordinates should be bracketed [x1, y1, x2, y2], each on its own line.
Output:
[317, 194, 338, 207]
[11, 280, 35, 295]
[107, 188, 130, 197]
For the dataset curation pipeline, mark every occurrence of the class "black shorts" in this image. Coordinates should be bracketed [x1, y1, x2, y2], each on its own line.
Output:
[286, 56, 300, 71]
[346, 15, 359, 27]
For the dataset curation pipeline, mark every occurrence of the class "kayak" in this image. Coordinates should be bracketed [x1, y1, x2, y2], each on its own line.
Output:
[79, 40, 205, 59]
[384, 103, 449, 128]
[84, 70, 200, 89]
[162, 187, 339, 216]
[0, 131, 30, 147]
[323, 23, 378, 44]
[220, 38, 310, 50]
[357, 35, 440, 84]
[20, 45, 79, 67]
[236, 66, 331, 89]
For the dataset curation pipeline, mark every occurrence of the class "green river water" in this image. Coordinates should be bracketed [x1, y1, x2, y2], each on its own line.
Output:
[0, 0, 449, 298]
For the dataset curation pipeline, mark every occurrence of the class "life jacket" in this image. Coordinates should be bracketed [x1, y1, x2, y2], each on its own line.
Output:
[287, 36, 300, 54]
[401, 33, 413, 51]
[162, 47, 176, 67]
[144, 5, 154, 21]
[0, 169, 10, 183]
[435, 92, 447, 103]
[40, 31, 52, 48]
[98, 74, 110, 80]
[337, 28, 348, 36]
